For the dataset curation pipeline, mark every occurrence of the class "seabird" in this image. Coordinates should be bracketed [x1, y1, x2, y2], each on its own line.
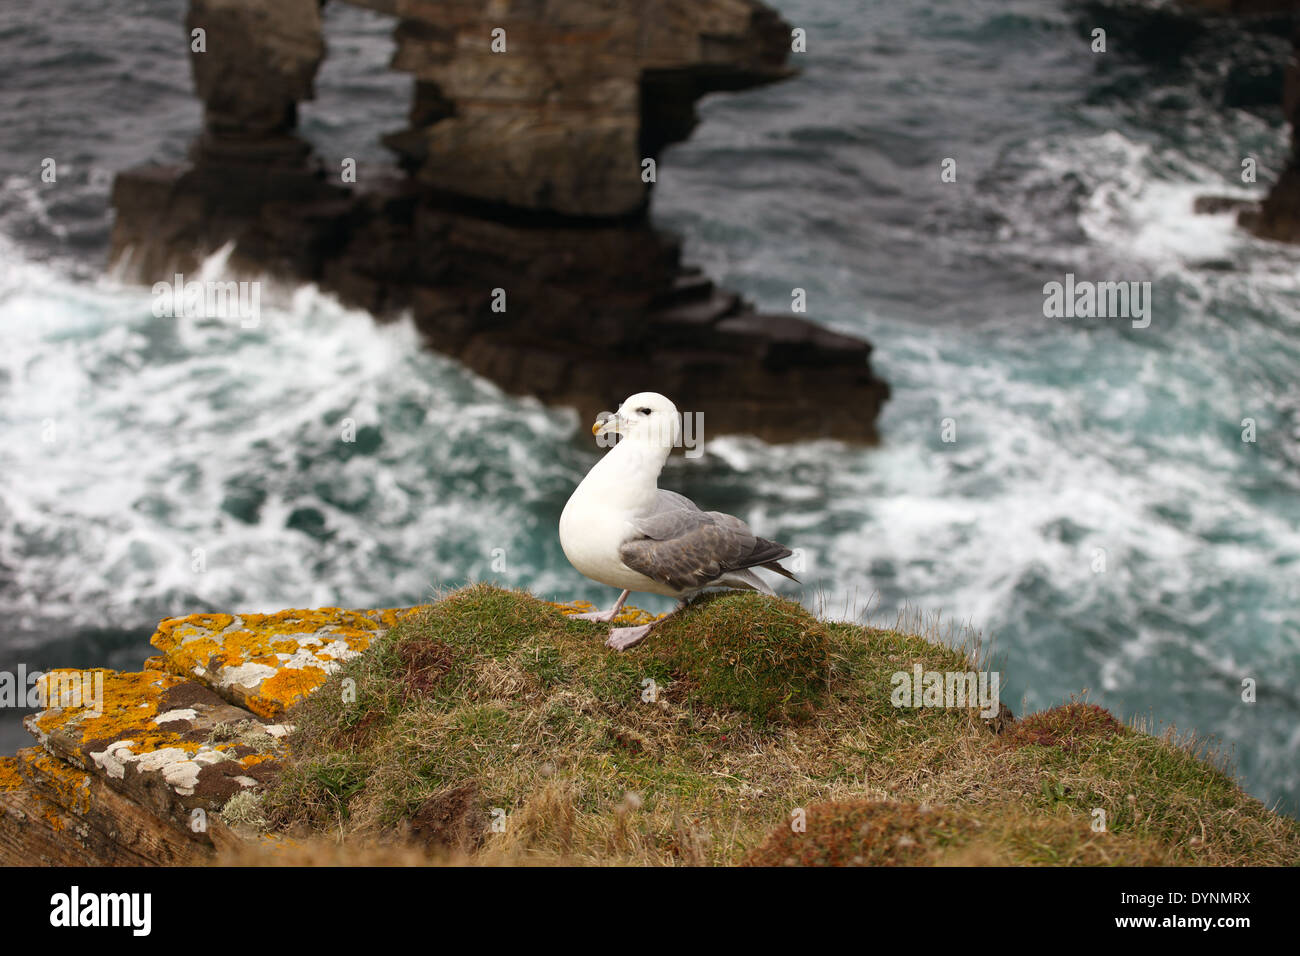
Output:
[559, 391, 798, 650]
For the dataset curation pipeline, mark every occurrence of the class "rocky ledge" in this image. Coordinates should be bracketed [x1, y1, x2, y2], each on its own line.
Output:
[107, 0, 889, 444]
[3, 588, 1297, 866]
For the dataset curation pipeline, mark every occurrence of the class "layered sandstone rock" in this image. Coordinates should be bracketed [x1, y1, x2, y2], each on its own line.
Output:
[354, 0, 793, 216]
[187, 0, 324, 140]
[108, 0, 889, 444]
[0, 605, 412, 865]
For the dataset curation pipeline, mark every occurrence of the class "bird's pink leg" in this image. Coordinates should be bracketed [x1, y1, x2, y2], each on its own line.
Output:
[568, 589, 630, 623]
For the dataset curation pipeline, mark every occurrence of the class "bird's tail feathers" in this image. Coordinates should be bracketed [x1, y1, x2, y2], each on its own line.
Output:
[759, 560, 800, 584]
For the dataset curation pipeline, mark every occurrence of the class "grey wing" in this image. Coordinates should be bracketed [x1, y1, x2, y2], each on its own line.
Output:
[627, 489, 704, 541]
[620, 491, 794, 592]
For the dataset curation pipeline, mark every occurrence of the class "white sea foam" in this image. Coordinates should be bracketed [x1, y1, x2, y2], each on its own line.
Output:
[0, 244, 580, 636]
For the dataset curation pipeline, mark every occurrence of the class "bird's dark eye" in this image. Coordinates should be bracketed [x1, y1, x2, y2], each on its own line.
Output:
[637, 407, 651, 416]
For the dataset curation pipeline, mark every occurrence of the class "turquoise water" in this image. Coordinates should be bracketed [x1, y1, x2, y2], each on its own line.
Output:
[1, 0, 1297, 813]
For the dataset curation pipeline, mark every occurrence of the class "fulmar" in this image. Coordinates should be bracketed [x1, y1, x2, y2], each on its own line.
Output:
[559, 392, 798, 650]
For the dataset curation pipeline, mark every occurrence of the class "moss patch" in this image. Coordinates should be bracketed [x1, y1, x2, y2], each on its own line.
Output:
[649, 591, 830, 724]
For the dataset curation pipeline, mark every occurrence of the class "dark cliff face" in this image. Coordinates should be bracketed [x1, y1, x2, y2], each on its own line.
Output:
[1248, 20, 1300, 240]
[1172, 1, 1300, 239]
[1175, 1, 1300, 243]
[1077, 1, 1300, 242]
[107, 0, 890, 444]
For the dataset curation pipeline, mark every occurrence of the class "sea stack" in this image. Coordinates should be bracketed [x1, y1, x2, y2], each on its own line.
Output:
[107, 0, 890, 444]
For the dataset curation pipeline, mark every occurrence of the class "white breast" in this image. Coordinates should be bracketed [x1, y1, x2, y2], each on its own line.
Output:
[559, 493, 634, 586]
[559, 440, 679, 596]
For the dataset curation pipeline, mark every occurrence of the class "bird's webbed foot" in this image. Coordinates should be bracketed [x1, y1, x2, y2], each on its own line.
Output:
[605, 624, 654, 651]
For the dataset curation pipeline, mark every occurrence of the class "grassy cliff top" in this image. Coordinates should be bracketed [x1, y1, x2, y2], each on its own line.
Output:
[236, 584, 1299, 866]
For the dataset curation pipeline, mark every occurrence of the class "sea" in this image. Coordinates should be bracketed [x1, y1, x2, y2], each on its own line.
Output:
[1, 0, 1297, 815]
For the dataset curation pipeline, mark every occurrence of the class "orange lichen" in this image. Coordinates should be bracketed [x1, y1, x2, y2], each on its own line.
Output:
[35, 792, 66, 832]
[550, 599, 660, 627]
[0, 758, 21, 793]
[29, 669, 161, 742]
[37, 672, 246, 757]
[149, 606, 421, 718]
[18, 748, 92, 815]
[22, 666, 289, 810]
[151, 614, 236, 655]
[172, 636, 223, 667]
[254, 666, 329, 718]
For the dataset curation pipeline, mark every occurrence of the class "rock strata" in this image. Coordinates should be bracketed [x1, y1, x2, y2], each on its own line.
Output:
[0, 605, 409, 864]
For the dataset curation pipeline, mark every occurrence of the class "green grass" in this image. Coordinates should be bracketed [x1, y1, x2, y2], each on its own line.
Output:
[249, 584, 1300, 866]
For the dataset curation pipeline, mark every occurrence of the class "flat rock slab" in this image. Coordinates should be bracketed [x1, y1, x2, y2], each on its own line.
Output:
[24, 668, 286, 837]
[150, 607, 418, 718]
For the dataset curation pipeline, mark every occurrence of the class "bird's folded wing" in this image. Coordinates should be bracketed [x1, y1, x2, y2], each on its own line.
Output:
[621, 495, 792, 592]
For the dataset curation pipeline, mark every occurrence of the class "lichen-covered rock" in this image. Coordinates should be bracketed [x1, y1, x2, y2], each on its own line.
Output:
[151, 607, 417, 718]
[4, 603, 440, 865]
[0, 748, 212, 865]
[24, 669, 284, 837]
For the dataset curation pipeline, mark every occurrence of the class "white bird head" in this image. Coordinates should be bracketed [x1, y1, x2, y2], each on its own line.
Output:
[592, 392, 681, 450]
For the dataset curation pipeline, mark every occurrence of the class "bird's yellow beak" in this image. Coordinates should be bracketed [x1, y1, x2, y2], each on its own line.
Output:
[592, 411, 618, 439]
